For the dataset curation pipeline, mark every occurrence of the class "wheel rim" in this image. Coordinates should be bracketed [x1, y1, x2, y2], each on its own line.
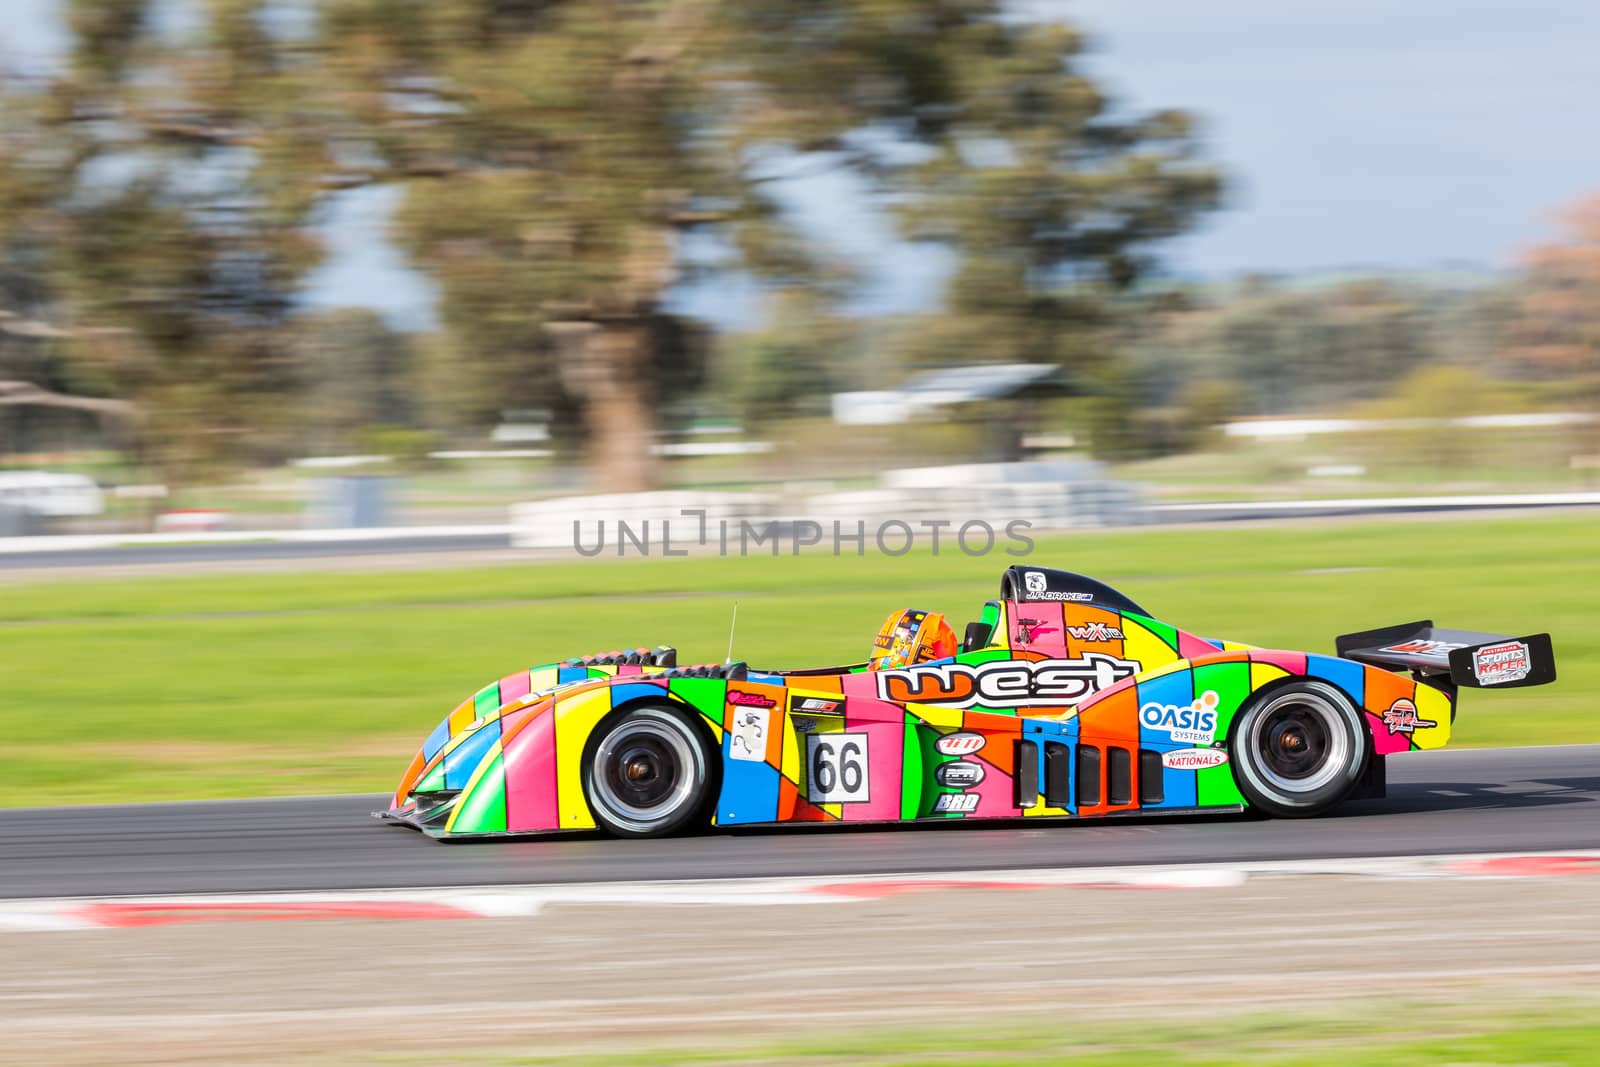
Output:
[592, 719, 697, 825]
[1247, 689, 1350, 795]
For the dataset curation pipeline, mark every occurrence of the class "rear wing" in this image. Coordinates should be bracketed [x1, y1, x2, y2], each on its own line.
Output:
[1335, 620, 1556, 689]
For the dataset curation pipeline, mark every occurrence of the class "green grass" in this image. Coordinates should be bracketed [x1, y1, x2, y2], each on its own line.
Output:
[1112, 428, 1600, 501]
[5, 513, 1596, 805]
[379, 998, 1600, 1065]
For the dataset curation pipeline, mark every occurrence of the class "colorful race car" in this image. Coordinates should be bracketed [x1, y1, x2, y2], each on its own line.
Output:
[378, 565, 1555, 839]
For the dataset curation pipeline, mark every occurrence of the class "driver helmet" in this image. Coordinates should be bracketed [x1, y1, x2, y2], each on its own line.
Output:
[869, 608, 957, 670]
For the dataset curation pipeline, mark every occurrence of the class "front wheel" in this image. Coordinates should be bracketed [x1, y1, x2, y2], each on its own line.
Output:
[582, 705, 717, 837]
[1230, 681, 1369, 818]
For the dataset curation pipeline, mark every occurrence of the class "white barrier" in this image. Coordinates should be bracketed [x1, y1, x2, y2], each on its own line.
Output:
[511, 474, 1145, 550]
[510, 491, 779, 551]
[0, 471, 104, 517]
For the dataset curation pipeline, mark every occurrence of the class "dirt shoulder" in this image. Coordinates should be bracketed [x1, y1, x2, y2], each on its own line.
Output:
[4, 871, 1599, 1065]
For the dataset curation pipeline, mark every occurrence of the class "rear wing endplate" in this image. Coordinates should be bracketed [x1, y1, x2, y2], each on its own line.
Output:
[1335, 620, 1556, 689]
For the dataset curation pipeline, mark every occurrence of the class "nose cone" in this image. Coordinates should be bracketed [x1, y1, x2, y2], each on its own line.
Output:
[380, 703, 518, 838]
[383, 678, 568, 837]
[392, 746, 428, 810]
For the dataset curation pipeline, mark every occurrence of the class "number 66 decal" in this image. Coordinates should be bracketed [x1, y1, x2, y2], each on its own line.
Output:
[806, 732, 869, 803]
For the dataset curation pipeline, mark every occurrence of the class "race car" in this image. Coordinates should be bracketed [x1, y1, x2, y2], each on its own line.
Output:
[378, 564, 1555, 839]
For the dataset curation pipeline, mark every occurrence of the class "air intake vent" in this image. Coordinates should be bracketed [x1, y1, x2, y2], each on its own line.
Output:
[1138, 749, 1165, 806]
[1044, 742, 1073, 808]
[1076, 745, 1101, 806]
[1107, 746, 1131, 805]
[1015, 740, 1038, 808]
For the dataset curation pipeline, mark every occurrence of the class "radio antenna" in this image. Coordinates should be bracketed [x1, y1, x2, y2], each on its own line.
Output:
[725, 601, 739, 664]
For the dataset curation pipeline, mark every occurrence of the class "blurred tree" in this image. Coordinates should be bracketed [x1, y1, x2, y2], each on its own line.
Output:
[1508, 193, 1600, 455]
[268, 0, 1222, 487]
[899, 22, 1222, 385]
[1174, 377, 1237, 449]
[1359, 364, 1497, 471]
[293, 308, 417, 453]
[715, 291, 853, 425]
[1218, 281, 1434, 414]
[0, 1, 1229, 486]
[0, 0, 323, 486]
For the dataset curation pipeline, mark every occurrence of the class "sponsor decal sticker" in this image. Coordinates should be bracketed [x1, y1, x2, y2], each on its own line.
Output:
[1022, 571, 1093, 602]
[1473, 640, 1531, 686]
[935, 761, 986, 789]
[936, 731, 986, 756]
[1139, 690, 1221, 745]
[876, 655, 1140, 709]
[1017, 575, 1094, 601]
[1161, 747, 1229, 770]
[790, 695, 843, 715]
[728, 690, 776, 708]
[807, 733, 869, 803]
[728, 707, 769, 762]
[932, 793, 979, 814]
[1380, 697, 1437, 734]
[1380, 639, 1466, 656]
[1066, 621, 1124, 642]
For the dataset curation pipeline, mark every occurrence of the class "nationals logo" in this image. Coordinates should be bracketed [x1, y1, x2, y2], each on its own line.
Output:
[1161, 748, 1229, 770]
[875, 655, 1140, 709]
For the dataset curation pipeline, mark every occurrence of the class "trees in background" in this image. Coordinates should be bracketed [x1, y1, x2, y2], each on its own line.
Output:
[0, 0, 321, 484]
[1508, 194, 1600, 455]
[293, 309, 417, 454]
[714, 292, 856, 425]
[0, 2, 1221, 488]
[899, 22, 1221, 381]
[5, 3, 1589, 486]
[221, 0, 1221, 489]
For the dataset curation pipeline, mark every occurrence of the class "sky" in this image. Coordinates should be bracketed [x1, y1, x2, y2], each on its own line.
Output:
[4, 0, 1600, 330]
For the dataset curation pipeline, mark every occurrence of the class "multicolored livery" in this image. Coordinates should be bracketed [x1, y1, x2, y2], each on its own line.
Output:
[379, 565, 1555, 838]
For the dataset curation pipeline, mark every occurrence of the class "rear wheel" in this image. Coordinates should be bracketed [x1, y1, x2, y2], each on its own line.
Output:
[1230, 681, 1368, 818]
[582, 705, 716, 837]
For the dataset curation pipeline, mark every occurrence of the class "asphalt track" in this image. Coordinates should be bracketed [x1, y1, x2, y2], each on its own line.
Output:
[4, 745, 1596, 899]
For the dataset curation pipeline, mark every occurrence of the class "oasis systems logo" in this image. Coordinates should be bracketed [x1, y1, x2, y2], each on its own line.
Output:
[876, 655, 1140, 709]
[1139, 690, 1221, 745]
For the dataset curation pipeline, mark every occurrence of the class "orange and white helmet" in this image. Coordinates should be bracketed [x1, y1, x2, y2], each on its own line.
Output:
[869, 609, 957, 670]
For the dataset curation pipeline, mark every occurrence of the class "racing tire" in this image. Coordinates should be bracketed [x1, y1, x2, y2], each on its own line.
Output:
[1229, 680, 1369, 818]
[582, 704, 718, 838]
